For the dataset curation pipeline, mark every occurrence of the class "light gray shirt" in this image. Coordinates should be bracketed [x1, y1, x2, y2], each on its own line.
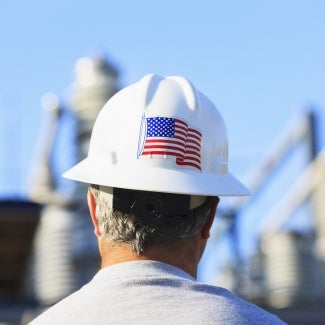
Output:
[29, 260, 286, 324]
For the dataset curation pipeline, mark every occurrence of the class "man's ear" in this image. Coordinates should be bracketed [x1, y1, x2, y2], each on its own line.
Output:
[87, 190, 101, 237]
[201, 198, 219, 240]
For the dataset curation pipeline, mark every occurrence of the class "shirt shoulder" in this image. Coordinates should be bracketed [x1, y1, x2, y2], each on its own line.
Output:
[28, 262, 286, 325]
[172, 280, 286, 324]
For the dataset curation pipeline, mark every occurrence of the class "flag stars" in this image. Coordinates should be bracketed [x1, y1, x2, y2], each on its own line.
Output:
[147, 117, 175, 138]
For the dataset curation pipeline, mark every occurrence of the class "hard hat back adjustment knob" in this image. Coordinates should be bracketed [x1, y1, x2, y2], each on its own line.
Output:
[131, 194, 166, 226]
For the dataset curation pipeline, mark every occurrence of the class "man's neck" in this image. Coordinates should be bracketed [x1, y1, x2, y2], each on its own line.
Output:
[98, 237, 201, 278]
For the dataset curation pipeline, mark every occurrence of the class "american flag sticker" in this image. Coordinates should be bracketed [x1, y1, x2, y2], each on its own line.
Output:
[137, 115, 202, 170]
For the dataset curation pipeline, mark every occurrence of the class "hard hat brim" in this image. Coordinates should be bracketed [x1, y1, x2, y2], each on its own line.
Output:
[63, 157, 250, 197]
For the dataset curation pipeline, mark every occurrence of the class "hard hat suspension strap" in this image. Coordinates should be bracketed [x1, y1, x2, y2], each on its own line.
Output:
[113, 188, 191, 226]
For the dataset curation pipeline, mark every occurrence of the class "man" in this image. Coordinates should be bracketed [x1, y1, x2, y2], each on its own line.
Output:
[30, 74, 286, 324]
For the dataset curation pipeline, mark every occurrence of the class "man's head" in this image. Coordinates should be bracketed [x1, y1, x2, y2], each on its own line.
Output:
[63, 74, 249, 274]
[88, 184, 219, 255]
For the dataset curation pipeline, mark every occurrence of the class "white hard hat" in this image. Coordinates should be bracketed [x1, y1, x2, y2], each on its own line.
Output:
[63, 74, 250, 196]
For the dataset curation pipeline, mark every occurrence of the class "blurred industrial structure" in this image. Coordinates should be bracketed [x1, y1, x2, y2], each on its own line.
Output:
[26, 55, 119, 306]
[0, 54, 324, 324]
[211, 110, 325, 323]
[0, 200, 40, 321]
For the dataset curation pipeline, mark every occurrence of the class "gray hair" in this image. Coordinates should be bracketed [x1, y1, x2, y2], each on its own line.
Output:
[89, 184, 216, 255]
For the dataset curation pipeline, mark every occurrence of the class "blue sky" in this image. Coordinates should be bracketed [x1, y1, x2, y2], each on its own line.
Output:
[0, 1, 324, 280]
